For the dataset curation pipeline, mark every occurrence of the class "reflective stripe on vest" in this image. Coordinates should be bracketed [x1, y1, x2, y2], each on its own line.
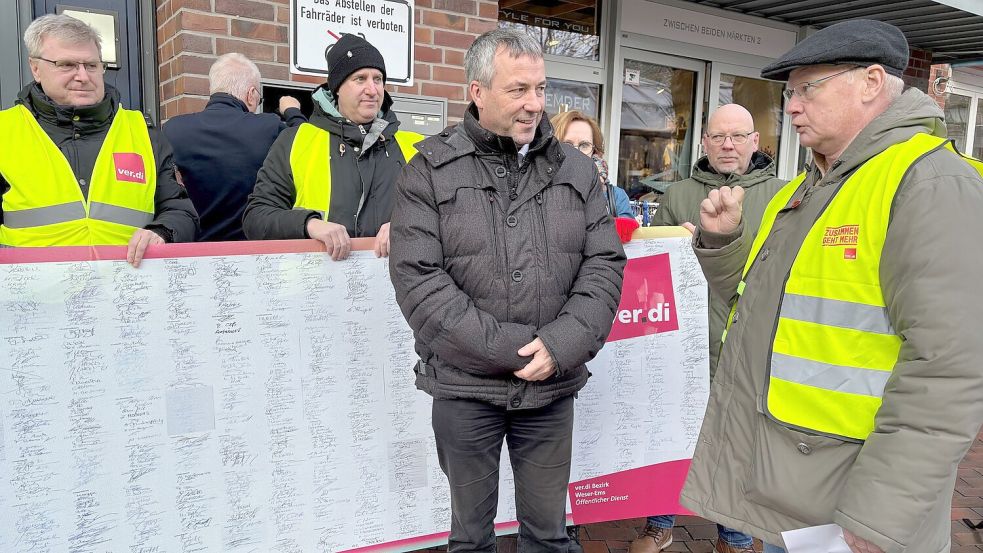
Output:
[732, 133, 983, 441]
[289, 122, 423, 217]
[0, 104, 156, 246]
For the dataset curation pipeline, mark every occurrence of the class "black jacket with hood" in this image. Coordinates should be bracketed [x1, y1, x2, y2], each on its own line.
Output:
[243, 85, 411, 239]
[389, 104, 626, 409]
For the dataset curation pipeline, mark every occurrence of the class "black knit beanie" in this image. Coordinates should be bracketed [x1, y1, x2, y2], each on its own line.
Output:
[326, 34, 387, 95]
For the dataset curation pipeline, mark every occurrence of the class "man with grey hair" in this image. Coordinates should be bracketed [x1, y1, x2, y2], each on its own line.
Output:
[163, 53, 305, 241]
[390, 28, 625, 552]
[679, 19, 983, 553]
[0, 13, 197, 264]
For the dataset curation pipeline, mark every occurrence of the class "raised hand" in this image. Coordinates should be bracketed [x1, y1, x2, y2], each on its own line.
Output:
[698, 185, 745, 234]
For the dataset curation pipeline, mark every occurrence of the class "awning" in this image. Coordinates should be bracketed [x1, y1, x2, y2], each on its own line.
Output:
[685, 0, 983, 64]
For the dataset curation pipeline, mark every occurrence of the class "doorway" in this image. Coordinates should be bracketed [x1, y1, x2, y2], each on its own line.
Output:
[614, 49, 705, 201]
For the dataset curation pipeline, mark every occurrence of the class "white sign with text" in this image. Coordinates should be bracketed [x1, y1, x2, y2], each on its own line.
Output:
[622, 0, 797, 60]
[290, 0, 414, 84]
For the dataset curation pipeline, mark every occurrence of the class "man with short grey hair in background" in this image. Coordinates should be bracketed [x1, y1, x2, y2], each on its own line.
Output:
[630, 103, 784, 553]
[390, 28, 625, 552]
[163, 53, 305, 241]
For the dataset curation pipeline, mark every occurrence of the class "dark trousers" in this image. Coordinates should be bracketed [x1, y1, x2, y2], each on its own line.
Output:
[432, 396, 575, 553]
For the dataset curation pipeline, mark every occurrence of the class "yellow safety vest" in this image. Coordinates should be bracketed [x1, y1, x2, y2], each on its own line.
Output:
[730, 133, 983, 441]
[289, 123, 422, 218]
[0, 104, 157, 247]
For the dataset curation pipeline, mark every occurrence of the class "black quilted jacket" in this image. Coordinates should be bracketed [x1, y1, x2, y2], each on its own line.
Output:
[389, 104, 625, 410]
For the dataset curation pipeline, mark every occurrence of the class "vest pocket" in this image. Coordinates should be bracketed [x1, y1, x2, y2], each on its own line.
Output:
[742, 416, 859, 523]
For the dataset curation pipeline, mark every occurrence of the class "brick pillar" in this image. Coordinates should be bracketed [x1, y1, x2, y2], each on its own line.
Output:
[392, 0, 498, 121]
[156, 0, 498, 122]
[903, 47, 933, 92]
[928, 63, 952, 110]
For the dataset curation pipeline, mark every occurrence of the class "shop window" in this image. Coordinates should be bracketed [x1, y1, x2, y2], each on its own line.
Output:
[546, 77, 601, 120]
[618, 60, 697, 200]
[941, 84, 983, 158]
[945, 92, 972, 154]
[499, 1, 602, 62]
[717, 74, 784, 162]
[974, 98, 983, 160]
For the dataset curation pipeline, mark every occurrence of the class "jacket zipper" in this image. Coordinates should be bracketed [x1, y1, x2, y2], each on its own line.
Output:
[352, 136, 385, 234]
[487, 190, 506, 281]
[536, 191, 551, 275]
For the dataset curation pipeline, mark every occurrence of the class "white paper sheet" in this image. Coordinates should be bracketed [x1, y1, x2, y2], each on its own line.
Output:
[781, 524, 852, 553]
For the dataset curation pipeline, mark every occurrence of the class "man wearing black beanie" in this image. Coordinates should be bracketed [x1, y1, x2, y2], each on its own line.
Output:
[244, 33, 423, 260]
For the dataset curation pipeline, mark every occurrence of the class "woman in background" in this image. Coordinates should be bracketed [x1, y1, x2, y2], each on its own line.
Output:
[551, 110, 634, 219]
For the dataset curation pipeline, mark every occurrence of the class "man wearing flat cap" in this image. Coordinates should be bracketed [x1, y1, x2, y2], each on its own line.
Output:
[244, 34, 423, 259]
[678, 18, 983, 553]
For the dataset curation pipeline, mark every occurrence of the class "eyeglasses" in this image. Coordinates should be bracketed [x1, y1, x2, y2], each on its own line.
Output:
[783, 66, 859, 101]
[565, 140, 594, 154]
[705, 132, 755, 146]
[33, 57, 105, 74]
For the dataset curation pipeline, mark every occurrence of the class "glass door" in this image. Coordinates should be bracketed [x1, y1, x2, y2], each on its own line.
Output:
[944, 88, 976, 156]
[942, 80, 983, 159]
[974, 98, 983, 160]
[612, 49, 705, 202]
[708, 62, 792, 178]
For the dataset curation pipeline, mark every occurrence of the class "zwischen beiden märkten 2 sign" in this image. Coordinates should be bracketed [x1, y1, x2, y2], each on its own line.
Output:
[291, 0, 414, 84]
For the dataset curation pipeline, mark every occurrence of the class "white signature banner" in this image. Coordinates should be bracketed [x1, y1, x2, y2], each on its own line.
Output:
[0, 234, 707, 552]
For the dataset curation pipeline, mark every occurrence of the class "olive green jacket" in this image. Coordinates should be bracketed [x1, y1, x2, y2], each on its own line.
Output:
[652, 151, 785, 376]
[680, 88, 983, 553]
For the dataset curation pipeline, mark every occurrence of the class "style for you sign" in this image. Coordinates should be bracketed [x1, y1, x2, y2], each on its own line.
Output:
[622, 0, 797, 59]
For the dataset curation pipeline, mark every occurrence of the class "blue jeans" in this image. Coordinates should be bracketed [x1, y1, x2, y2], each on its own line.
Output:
[763, 543, 785, 553]
[646, 515, 753, 548]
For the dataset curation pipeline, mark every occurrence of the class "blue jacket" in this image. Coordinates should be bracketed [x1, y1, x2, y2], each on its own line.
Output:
[163, 93, 305, 241]
[609, 185, 633, 218]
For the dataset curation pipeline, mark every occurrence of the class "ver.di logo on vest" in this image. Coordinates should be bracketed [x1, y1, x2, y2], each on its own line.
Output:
[607, 253, 679, 342]
[113, 153, 147, 184]
[822, 224, 859, 259]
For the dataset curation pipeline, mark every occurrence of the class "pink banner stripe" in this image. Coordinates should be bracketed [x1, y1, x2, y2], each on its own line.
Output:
[569, 460, 694, 525]
[0, 237, 378, 265]
[343, 522, 521, 553]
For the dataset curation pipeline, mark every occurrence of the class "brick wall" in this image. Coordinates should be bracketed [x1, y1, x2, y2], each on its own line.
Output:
[928, 63, 952, 110]
[392, 0, 498, 120]
[903, 47, 933, 92]
[155, 0, 497, 121]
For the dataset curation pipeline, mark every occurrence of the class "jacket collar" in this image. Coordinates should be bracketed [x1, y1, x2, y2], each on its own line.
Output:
[206, 92, 250, 112]
[460, 103, 554, 158]
[308, 83, 400, 146]
[422, 103, 560, 168]
[691, 151, 777, 188]
[18, 81, 119, 134]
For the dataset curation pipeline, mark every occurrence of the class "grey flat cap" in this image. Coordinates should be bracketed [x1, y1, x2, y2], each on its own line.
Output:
[761, 19, 909, 81]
